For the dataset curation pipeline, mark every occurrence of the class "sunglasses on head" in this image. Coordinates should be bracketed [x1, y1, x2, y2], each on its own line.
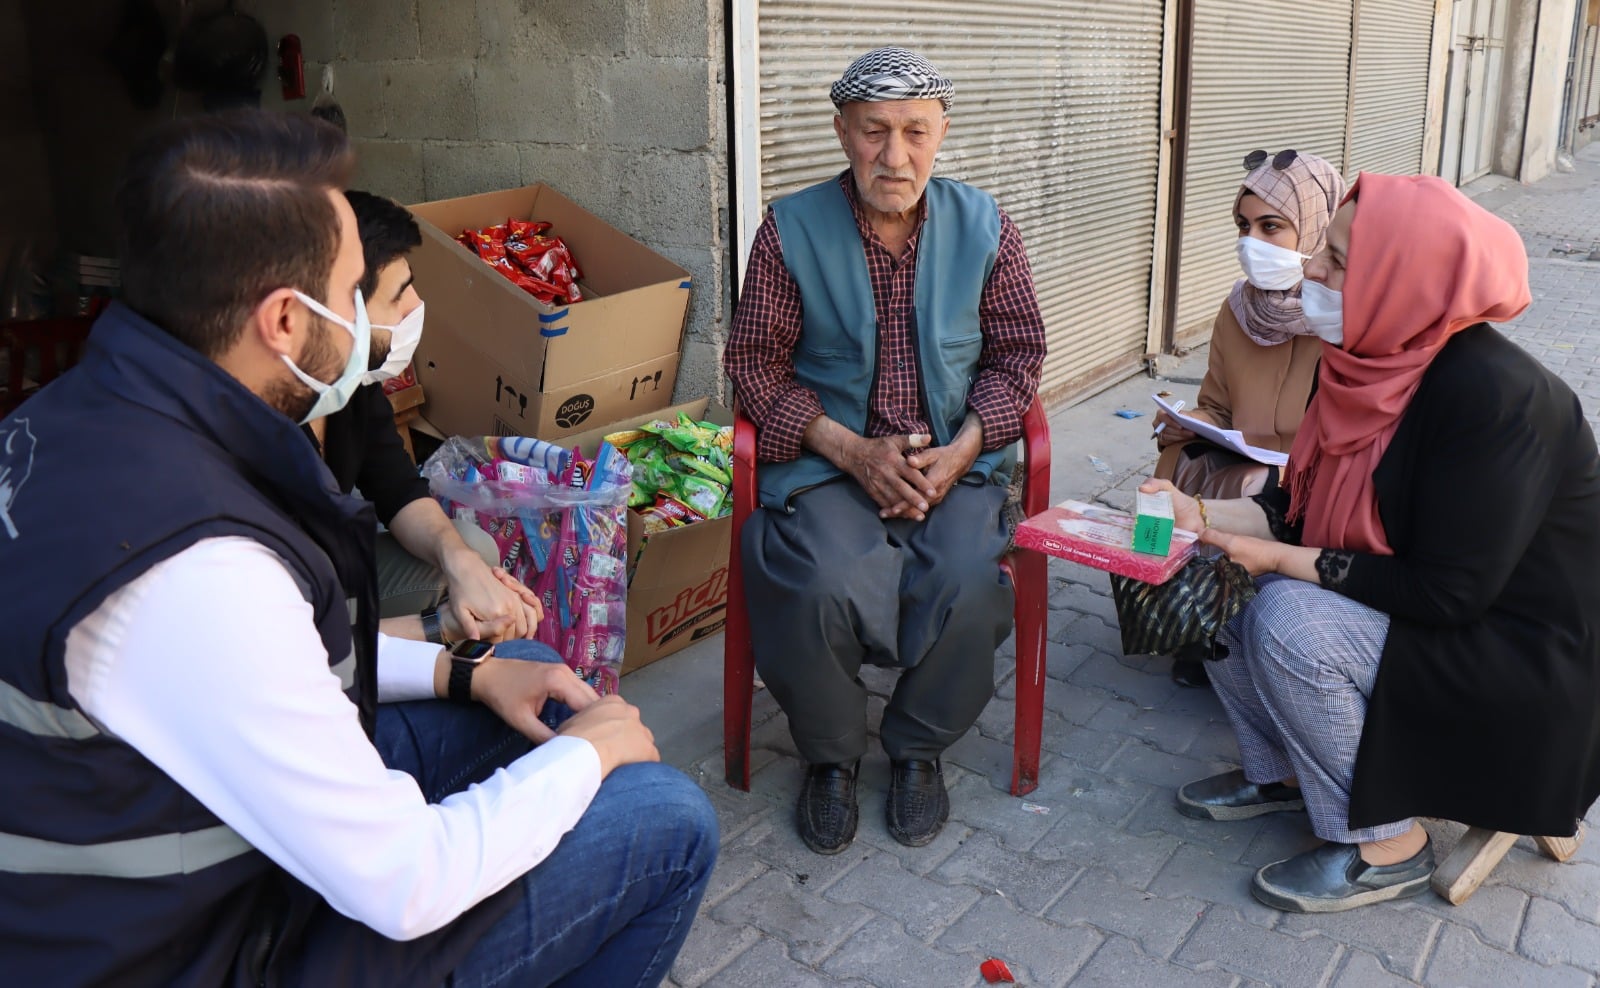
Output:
[1242, 148, 1333, 204]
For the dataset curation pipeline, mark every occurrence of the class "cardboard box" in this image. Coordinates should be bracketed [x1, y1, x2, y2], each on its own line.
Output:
[406, 183, 691, 440]
[563, 399, 733, 674]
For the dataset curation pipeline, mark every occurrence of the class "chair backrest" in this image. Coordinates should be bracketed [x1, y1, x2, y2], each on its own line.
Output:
[2, 318, 94, 417]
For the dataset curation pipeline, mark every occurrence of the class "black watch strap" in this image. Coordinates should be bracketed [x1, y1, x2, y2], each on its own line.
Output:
[448, 657, 476, 703]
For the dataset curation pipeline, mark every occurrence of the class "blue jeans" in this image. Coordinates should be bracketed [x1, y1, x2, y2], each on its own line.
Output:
[374, 640, 718, 987]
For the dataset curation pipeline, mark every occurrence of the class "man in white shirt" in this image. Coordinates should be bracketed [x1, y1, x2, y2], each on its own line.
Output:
[0, 110, 716, 986]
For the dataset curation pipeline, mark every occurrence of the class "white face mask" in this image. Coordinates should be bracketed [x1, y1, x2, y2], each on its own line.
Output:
[363, 301, 425, 386]
[1298, 280, 1345, 346]
[1236, 235, 1310, 291]
[284, 288, 371, 424]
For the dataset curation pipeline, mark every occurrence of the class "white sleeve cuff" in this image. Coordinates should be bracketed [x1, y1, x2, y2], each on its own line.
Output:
[378, 633, 445, 703]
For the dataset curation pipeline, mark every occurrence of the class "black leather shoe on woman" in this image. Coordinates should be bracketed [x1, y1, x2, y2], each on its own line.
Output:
[1252, 838, 1436, 913]
[797, 762, 859, 855]
[887, 759, 950, 847]
[1176, 769, 1304, 821]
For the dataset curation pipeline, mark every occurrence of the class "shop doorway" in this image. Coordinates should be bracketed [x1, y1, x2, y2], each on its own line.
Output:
[1439, 0, 1509, 184]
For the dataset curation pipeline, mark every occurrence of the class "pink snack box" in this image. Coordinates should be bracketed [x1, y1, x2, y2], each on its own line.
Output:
[1015, 499, 1199, 585]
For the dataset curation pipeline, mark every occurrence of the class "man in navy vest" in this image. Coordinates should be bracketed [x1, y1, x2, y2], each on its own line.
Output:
[0, 110, 715, 986]
[725, 48, 1047, 855]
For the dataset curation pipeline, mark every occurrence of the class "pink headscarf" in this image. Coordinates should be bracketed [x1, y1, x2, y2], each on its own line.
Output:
[1283, 173, 1531, 554]
[1228, 152, 1346, 345]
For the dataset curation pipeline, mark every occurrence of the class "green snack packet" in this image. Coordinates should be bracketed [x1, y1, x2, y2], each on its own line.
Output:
[675, 474, 727, 519]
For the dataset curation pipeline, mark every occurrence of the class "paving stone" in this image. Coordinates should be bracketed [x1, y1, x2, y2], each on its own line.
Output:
[821, 916, 981, 988]
[1330, 949, 1423, 988]
[1041, 641, 1100, 683]
[1517, 896, 1600, 974]
[1394, 882, 1531, 952]
[700, 844, 769, 908]
[825, 852, 982, 940]
[1050, 580, 1123, 625]
[723, 813, 872, 893]
[853, 817, 975, 877]
[945, 773, 1061, 851]
[671, 914, 764, 987]
[1038, 716, 1127, 770]
[1147, 845, 1282, 929]
[1487, 853, 1600, 923]
[1087, 699, 1208, 756]
[1174, 906, 1340, 984]
[1024, 765, 1150, 827]
[1068, 650, 1181, 710]
[1102, 737, 1220, 791]
[1122, 783, 1273, 863]
[711, 870, 873, 966]
[706, 935, 869, 987]
[1056, 613, 1129, 658]
[933, 833, 1083, 914]
[1279, 899, 1441, 980]
[944, 726, 1035, 788]
[937, 895, 1103, 988]
[1035, 816, 1184, 890]
[1046, 867, 1205, 958]
[1421, 921, 1592, 988]
[1068, 934, 1237, 987]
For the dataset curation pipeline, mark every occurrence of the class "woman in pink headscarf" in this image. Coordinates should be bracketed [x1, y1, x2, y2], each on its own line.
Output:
[1155, 149, 1344, 688]
[1142, 174, 1600, 914]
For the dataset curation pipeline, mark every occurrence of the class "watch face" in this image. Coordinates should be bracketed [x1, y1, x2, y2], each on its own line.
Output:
[450, 639, 494, 661]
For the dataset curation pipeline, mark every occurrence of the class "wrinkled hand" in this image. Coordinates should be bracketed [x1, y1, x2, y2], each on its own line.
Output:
[894, 432, 983, 520]
[472, 656, 601, 743]
[1138, 479, 1205, 533]
[557, 695, 660, 778]
[442, 560, 543, 642]
[1152, 410, 1196, 446]
[843, 433, 937, 519]
[1200, 528, 1282, 577]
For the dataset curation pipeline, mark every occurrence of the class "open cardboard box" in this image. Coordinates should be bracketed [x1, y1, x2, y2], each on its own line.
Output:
[563, 399, 733, 674]
[407, 183, 691, 440]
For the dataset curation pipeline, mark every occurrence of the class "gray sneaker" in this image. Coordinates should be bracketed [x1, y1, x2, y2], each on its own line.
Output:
[1252, 839, 1435, 913]
[1176, 769, 1305, 821]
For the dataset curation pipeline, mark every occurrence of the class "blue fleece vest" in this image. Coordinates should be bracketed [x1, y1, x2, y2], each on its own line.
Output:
[0, 305, 489, 986]
[760, 174, 1017, 509]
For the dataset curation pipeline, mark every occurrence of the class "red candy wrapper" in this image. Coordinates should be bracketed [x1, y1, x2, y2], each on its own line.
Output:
[980, 958, 1015, 983]
[456, 217, 584, 305]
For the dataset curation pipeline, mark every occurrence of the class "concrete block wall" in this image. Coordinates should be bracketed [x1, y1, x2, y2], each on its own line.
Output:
[248, 0, 731, 405]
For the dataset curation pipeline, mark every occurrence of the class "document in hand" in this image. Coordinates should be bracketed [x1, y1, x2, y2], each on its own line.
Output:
[1152, 394, 1288, 467]
[1015, 500, 1199, 584]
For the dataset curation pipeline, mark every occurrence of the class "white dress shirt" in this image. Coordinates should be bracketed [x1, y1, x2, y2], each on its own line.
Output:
[63, 536, 601, 941]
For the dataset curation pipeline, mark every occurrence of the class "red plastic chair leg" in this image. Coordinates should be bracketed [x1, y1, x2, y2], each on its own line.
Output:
[722, 585, 754, 792]
[1007, 548, 1049, 796]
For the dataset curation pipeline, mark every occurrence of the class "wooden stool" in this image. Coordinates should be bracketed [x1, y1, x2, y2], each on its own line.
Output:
[1431, 824, 1585, 905]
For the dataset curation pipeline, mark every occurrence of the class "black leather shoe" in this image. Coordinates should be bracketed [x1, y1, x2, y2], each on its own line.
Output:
[797, 762, 859, 855]
[1176, 769, 1304, 821]
[1170, 657, 1210, 688]
[1252, 838, 1435, 913]
[887, 759, 949, 847]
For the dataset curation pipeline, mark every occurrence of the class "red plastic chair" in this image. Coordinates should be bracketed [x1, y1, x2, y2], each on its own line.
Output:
[723, 397, 1052, 797]
[2, 317, 94, 417]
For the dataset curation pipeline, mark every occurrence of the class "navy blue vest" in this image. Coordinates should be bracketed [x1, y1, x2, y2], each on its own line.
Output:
[761, 173, 1017, 509]
[0, 305, 495, 985]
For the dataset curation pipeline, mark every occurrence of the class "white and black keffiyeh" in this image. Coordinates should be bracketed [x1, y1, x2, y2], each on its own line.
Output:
[829, 47, 953, 111]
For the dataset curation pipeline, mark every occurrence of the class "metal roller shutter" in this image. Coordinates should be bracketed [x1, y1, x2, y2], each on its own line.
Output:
[756, 0, 1167, 401]
[1349, 0, 1436, 175]
[1172, 0, 1353, 344]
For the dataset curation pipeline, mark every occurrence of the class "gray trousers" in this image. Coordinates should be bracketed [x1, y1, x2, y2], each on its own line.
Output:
[1211, 576, 1410, 844]
[742, 478, 1014, 764]
[374, 532, 445, 619]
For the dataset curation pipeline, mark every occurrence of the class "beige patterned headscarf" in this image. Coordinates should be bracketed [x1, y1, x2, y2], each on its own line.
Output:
[1228, 151, 1346, 345]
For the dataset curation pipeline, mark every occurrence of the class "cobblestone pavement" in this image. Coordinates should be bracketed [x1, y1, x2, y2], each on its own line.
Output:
[628, 141, 1600, 987]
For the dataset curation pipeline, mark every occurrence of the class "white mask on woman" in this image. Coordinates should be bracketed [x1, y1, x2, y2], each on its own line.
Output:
[363, 301, 426, 386]
[1298, 280, 1345, 346]
[1236, 235, 1310, 291]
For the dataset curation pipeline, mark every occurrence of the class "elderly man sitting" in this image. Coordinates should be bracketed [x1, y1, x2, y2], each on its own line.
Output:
[725, 47, 1047, 855]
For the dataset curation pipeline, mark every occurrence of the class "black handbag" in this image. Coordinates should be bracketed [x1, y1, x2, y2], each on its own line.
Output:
[1109, 553, 1258, 658]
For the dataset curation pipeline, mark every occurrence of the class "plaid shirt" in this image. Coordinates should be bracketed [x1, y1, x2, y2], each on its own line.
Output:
[725, 173, 1046, 463]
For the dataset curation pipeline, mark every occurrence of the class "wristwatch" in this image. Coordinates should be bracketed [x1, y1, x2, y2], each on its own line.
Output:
[420, 602, 451, 646]
[447, 639, 494, 703]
